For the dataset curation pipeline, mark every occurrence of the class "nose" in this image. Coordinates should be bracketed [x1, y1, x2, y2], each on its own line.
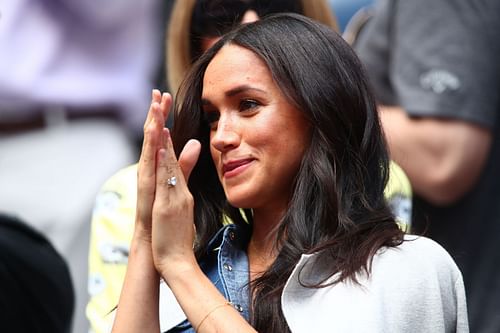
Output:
[211, 116, 241, 153]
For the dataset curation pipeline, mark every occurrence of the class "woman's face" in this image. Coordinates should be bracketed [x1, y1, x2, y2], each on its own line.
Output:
[201, 44, 310, 212]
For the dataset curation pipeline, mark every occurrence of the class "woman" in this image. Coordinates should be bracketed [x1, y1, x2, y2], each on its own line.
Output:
[87, 3, 341, 332]
[112, 14, 467, 332]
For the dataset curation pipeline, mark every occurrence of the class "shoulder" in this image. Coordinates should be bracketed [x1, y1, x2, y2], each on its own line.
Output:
[378, 235, 455, 264]
[372, 235, 462, 285]
[367, 235, 466, 320]
[282, 237, 468, 332]
[366, 236, 468, 331]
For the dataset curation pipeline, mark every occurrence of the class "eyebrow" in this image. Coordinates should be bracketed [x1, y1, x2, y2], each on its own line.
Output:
[201, 85, 266, 106]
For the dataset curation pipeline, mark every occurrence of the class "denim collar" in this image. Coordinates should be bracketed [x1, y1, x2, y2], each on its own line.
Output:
[163, 223, 252, 332]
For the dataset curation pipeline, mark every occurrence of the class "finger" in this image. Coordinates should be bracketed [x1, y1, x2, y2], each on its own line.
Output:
[178, 139, 201, 181]
[138, 96, 167, 212]
[140, 101, 163, 174]
[140, 89, 163, 156]
[156, 128, 186, 190]
[160, 92, 172, 124]
[136, 102, 161, 225]
[143, 89, 163, 131]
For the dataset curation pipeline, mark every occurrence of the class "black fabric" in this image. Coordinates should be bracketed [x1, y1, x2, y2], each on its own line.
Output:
[0, 214, 74, 333]
[190, 0, 303, 60]
[192, 0, 303, 37]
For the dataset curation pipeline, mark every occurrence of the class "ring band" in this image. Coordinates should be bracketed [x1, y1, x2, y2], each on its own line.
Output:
[166, 176, 177, 187]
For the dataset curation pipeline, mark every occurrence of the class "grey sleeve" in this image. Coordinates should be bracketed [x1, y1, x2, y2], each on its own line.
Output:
[358, 0, 500, 128]
[355, 0, 396, 106]
[381, 238, 470, 333]
[454, 276, 469, 333]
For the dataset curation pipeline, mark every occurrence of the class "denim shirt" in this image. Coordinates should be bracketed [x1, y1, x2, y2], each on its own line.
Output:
[166, 224, 251, 332]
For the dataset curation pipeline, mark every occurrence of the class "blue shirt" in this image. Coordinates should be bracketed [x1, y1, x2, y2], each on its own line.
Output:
[166, 224, 251, 332]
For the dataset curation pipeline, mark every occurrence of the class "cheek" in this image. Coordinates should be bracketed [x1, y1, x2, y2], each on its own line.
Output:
[276, 137, 306, 170]
[262, 116, 309, 154]
[275, 124, 310, 169]
[257, 124, 305, 171]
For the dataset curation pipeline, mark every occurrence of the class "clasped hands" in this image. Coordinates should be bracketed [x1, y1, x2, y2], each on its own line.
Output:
[135, 89, 202, 278]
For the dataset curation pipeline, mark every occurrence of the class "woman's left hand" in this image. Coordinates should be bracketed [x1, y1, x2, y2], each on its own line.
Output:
[150, 106, 201, 278]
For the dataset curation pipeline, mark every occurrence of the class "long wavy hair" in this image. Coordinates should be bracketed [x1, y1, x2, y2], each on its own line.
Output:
[171, 13, 404, 333]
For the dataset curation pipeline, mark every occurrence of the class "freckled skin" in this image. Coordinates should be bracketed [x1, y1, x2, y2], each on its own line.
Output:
[202, 45, 310, 213]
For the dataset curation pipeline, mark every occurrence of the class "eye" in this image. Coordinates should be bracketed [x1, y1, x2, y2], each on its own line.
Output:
[239, 99, 260, 111]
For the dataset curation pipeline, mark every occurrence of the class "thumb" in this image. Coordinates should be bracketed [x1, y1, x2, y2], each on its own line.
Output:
[178, 139, 202, 181]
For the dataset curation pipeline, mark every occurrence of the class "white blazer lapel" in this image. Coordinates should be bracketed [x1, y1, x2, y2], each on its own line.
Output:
[159, 281, 188, 332]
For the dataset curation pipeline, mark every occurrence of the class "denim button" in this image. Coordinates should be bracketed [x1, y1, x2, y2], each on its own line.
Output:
[223, 263, 233, 271]
[229, 231, 236, 241]
[233, 304, 243, 312]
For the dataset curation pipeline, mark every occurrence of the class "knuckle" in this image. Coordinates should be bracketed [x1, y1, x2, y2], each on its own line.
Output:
[144, 126, 154, 137]
[166, 160, 178, 169]
[178, 193, 195, 211]
[158, 159, 167, 169]
[184, 192, 194, 205]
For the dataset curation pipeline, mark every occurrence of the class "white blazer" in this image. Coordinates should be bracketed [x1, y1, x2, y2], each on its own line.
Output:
[157, 235, 468, 332]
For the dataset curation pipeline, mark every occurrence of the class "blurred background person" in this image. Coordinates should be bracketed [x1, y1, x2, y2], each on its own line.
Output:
[354, 0, 500, 331]
[327, 0, 373, 32]
[0, 214, 74, 333]
[0, 1, 162, 332]
[166, 0, 338, 95]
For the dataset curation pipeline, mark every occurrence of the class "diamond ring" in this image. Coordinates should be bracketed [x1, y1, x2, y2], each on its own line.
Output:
[166, 176, 177, 187]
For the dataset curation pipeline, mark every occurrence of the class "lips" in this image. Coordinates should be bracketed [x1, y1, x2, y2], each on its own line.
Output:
[222, 158, 255, 177]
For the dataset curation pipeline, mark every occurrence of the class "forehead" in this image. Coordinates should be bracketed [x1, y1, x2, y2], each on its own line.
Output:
[202, 44, 274, 94]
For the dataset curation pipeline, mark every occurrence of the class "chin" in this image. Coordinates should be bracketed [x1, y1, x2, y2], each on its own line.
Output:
[225, 190, 256, 209]
[226, 197, 252, 209]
